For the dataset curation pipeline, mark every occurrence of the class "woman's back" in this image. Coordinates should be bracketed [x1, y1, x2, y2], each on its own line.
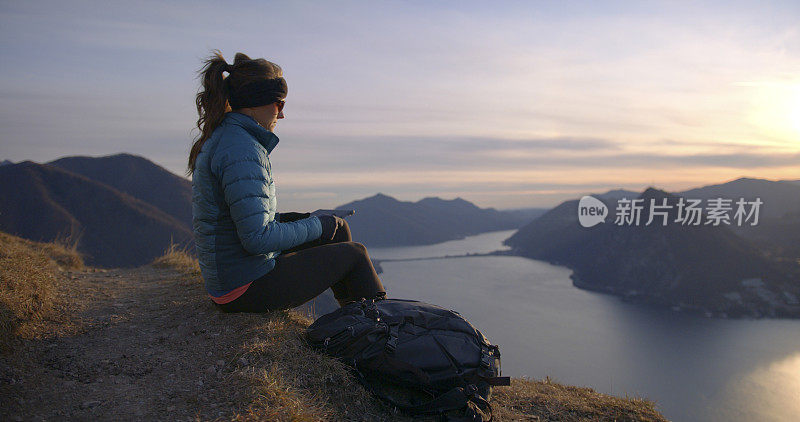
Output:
[192, 112, 319, 296]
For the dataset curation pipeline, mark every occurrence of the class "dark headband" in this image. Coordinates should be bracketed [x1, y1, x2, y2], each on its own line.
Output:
[227, 77, 287, 109]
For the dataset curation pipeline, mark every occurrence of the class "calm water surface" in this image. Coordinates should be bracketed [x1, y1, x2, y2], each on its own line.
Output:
[368, 230, 800, 422]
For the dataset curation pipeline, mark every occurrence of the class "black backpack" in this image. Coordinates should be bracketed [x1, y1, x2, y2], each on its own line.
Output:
[305, 297, 510, 421]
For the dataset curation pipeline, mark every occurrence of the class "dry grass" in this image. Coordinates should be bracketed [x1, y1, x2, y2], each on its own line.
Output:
[153, 247, 667, 421]
[493, 376, 667, 421]
[151, 240, 200, 281]
[0, 231, 85, 351]
[49, 229, 86, 270]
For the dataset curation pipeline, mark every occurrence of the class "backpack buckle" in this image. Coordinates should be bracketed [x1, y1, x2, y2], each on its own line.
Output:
[385, 336, 397, 354]
[464, 383, 478, 397]
[385, 324, 399, 354]
[362, 300, 380, 320]
[480, 346, 492, 369]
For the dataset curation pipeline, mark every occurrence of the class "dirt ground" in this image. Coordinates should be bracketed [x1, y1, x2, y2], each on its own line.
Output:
[1, 265, 315, 421]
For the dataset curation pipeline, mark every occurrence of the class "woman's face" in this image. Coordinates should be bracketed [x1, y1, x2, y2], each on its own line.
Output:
[250, 102, 284, 131]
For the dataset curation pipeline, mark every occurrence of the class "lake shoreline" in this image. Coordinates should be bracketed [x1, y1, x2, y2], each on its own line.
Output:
[376, 247, 800, 320]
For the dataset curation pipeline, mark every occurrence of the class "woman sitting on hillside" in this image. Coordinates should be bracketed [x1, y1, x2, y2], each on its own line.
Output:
[187, 51, 386, 313]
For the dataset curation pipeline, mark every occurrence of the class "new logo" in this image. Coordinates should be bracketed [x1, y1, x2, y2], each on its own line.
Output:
[578, 196, 608, 227]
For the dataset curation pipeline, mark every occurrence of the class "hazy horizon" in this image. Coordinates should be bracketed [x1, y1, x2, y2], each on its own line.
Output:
[4, 151, 798, 211]
[1, 1, 798, 210]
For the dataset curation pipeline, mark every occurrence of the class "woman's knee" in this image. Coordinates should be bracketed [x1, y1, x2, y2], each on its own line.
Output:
[336, 241, 368, 258]
[319, 241, 366, 261]
[348, 241, 367, 253]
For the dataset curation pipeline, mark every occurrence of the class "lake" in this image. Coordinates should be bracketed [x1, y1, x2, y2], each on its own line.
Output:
[368, 230, 800, 422]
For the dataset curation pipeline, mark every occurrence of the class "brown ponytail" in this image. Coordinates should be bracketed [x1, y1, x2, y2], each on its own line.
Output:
[187, 50, 284, 176]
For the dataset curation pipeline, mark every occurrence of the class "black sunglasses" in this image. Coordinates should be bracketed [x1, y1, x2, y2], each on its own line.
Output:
[275, 99, 285, 112]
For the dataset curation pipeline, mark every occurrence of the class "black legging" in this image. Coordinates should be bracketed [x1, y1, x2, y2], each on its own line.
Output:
[215, 215, 386, 313]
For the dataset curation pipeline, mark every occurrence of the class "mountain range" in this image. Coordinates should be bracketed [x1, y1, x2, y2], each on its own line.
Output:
[0, 153, 543, 267]
[337, 193, 545, 247]
[0, 158, 193, 268]
[504, 179, 800, 318]
[48, 154, 193, 229]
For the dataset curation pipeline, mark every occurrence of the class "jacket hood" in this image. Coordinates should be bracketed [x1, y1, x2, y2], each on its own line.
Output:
[225, 112, 280, 154]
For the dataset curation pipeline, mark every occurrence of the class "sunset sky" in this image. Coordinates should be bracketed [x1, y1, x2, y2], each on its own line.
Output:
[1, 1, 799, 210]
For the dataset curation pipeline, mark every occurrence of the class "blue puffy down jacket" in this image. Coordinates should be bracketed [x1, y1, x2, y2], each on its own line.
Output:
[191, 112, 323, 296]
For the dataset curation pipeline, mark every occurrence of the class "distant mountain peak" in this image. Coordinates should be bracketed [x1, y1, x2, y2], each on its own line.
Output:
[640, 187, 673, 199]
[107, 152, 152, 162]
[596, 188, 640, 200]
[729, 176, 762, 183]
[49, 152, 151, 165]
[417, 196, 472, 204]
[356, 193, 402, 205]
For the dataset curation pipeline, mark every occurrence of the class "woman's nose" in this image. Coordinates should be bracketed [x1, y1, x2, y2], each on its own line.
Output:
[277, 110, 285, 119]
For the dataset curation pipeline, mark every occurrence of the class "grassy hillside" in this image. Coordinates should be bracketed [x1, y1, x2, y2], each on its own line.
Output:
[0, 231, 666, 421]
[0, 231, 85, 350]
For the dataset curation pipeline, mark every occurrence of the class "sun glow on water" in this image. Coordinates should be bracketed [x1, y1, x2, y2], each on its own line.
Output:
[721, 352, 800, 421]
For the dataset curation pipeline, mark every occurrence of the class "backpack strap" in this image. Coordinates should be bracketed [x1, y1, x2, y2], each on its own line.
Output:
[385, 323, 400, 354]
[484, 376, 511, 386]
[356, 365, 492, 421]
[455, 389, 493, 422]
[404, 384, 493, 422]
[405, 385, 471, 414]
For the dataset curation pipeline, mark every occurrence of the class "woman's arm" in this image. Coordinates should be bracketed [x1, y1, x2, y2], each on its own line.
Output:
[277, 212, 311, 222]
[212, 141, 322, 255]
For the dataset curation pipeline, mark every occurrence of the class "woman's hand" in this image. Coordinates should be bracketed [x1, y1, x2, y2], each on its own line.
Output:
[279, 212, 310, 222]
[318, 215, 345, 241]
